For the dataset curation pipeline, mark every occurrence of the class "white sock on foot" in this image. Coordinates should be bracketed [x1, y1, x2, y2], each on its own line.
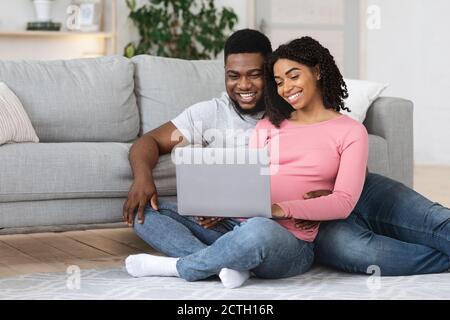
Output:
[219, 268, 250, 289]
[125, 254, 180, 278]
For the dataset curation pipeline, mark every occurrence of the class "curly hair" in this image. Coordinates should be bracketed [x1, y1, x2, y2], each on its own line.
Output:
[265, 36, 350, 127]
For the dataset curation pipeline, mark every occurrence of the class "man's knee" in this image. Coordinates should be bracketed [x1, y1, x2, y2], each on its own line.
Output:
[156, 200, 178, 212]
[133, 206, 161, 233]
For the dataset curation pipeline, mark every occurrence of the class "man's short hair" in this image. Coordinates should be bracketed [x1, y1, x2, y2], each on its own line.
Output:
[224, 29, 272, 62]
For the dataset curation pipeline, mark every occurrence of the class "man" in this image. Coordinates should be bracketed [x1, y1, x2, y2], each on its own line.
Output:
[123, 29, 449, 278]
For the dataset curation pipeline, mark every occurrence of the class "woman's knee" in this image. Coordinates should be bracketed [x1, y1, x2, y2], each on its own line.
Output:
[239, 217, 285, 244]
[253, 241, 314, 279]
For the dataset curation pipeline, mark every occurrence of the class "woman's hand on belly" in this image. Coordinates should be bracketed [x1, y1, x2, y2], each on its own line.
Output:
[271, 204, 286, 219]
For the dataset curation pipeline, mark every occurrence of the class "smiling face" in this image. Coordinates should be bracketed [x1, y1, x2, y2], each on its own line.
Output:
[273, 58, 322, 111]
[225, 53, 265, 112]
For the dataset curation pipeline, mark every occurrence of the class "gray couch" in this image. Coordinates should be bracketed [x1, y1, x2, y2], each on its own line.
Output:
[0, 55, 413, 234]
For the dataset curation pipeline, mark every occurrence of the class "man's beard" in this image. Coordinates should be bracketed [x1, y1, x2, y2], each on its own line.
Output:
[230, 96, 266, 116]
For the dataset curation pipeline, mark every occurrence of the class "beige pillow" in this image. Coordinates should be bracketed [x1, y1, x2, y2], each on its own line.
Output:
[0, 82, 39, 145]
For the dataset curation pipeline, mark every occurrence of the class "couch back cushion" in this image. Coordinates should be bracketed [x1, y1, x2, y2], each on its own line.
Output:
[132, 55, 225, 135]
[0, 56, 139, 142]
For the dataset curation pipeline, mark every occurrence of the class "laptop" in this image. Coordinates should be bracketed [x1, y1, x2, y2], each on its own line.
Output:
[174, 147, 272, 218]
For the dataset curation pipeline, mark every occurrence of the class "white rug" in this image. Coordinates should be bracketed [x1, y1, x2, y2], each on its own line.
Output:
[0, 266, 449, 300]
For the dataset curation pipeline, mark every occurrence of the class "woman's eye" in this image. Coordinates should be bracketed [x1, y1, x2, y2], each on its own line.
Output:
[276, 82, 283, 87]
[291, 75, 299, 80]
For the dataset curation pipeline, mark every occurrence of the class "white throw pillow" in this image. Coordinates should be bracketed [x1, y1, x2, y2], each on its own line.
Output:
[342, 79, 389, 123]
[0, 82, 39, 145]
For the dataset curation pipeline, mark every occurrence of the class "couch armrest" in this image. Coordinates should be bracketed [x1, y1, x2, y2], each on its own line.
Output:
[363, 97, 414, 188]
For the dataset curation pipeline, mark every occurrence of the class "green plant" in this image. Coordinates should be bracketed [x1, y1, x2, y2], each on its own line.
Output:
[124, 0, 238, 60]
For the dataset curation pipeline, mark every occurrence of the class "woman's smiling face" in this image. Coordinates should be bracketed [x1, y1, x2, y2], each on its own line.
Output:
[273, 58, 321, 111]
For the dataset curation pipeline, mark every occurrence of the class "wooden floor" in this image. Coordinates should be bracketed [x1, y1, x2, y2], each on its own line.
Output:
[0, 228, 158, 278]
[0, 165, 449, 279]
[414, 165, 450, 208]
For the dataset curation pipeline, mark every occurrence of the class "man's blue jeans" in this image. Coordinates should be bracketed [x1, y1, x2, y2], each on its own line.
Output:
[134, 203, 314, 282]
[315, 173, 450, 276]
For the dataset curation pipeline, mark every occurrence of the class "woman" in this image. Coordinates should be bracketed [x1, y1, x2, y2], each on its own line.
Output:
[255, 36, 368, 242]
[125, 36, 368, 289]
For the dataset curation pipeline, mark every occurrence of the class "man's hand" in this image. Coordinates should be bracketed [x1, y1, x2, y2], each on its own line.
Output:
[303, 189, 332, 199]
[122, 177, 158, 227]
[294, 219, 320, 230]
[196, 217, 223, 229]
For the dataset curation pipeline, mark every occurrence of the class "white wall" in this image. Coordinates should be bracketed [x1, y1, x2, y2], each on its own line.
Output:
[0, 0, 247, 59]
[362, 0, 450, 165]
[217, 0, 248, 30]
[0, 0, 139, 59]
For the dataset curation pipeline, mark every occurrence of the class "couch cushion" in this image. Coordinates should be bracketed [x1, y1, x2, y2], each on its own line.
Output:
[0, 196, 177, 230]
[0, 56, 139, 142]
[368, 134, 389, 177]
[132, 55, 225, 135]
[0, 143, 176, 202]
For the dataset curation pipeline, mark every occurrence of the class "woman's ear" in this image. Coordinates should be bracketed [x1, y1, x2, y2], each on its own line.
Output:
[314, 64, 321, 80]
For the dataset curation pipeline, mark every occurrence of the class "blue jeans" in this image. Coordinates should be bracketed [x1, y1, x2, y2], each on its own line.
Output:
[134, 203, 314, 282]
[315, 173, 450, 276]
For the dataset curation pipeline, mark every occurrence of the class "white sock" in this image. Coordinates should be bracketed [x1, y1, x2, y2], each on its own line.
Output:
[219, 268, 250, 289]
[125, 254, 180, 278]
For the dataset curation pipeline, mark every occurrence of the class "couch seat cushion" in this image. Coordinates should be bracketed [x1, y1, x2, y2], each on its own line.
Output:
[0, 142, 176, 202]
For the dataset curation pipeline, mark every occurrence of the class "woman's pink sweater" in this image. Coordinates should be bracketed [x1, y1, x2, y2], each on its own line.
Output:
[250, 115, 369, 242]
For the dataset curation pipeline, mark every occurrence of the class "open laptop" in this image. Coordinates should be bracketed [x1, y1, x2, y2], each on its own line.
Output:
[174, 147, 272, 218]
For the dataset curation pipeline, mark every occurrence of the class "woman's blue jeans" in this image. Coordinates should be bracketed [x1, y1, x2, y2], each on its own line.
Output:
[134, 203, 314, 282]
[315, 173, 450, 276]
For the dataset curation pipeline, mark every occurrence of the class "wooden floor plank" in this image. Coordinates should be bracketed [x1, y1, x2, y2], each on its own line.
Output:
[0, 234, 74, 261]
[63, 230, 141, 257]
[29, 232, 112, 260]
[414, 165, 450, 207]
[0, 264, 15, 277]
[0, 240, 61, 274]
[89, 228, 158, 253]
[0, 239, 23, 258]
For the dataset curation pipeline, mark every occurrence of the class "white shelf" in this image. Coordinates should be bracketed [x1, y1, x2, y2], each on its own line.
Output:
[0, 31, 114, 38]
[0, 0, 118, 56]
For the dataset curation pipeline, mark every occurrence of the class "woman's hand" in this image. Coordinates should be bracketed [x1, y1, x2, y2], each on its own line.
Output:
[271, 204, 286, 219]
[196, 217, 223, 229]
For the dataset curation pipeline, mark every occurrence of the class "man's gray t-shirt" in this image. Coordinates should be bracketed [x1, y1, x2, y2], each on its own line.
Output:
[171, 92, 264, 148]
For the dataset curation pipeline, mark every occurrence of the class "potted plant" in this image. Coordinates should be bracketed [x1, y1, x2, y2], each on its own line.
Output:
[124, 0, 238, 60]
